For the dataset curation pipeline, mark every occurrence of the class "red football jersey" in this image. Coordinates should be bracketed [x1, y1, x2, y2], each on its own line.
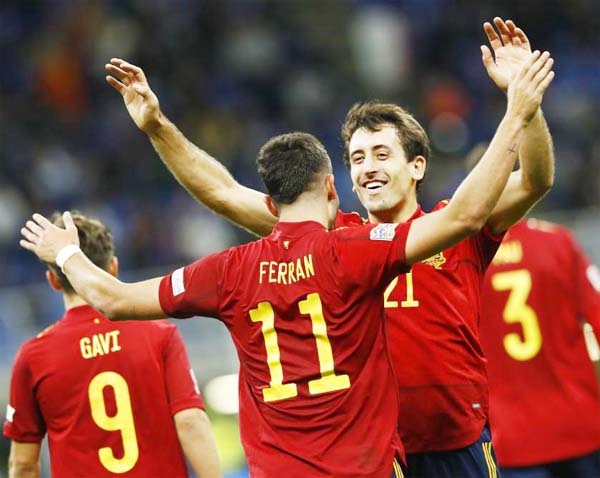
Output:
[3, 305, 204, 478]
[336, 204, 504, 452]
[159, 220, 412, 478]
[479, 219, 600, 466]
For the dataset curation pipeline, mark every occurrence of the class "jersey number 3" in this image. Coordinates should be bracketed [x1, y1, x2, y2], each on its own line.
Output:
[491, 269, 542, 361]
[250, 292, 351, 403]
[88, 371, 139, 473]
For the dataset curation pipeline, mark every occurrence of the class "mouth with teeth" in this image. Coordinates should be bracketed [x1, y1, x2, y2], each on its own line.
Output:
[363, 179, 387, 193]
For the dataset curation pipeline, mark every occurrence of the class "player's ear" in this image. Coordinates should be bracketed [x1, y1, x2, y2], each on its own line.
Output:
[108, 256, 119, 278]
[325, 174, 338, 201]
[411, 155, 427, 181]
[46, 269, 62, 291]
[265, 196, 280, 218]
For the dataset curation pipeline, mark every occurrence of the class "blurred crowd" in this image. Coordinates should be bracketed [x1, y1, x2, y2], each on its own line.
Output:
[1, 0, 600, 288]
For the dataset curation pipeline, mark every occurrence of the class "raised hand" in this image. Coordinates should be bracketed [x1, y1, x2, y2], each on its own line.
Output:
[482, 17, 533, 93]
[506, 50, 554, 124]
[105, 58, 162, 134]
[20, 212, 80, 265]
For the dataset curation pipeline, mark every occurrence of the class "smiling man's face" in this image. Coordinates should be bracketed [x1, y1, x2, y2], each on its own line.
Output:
[348, 124, 424, 223]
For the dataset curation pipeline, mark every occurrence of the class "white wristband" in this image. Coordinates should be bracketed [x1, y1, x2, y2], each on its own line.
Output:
[56, 244, 81, 271]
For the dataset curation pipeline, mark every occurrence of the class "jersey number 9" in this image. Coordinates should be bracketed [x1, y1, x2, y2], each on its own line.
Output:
[88, 371, 139, 473]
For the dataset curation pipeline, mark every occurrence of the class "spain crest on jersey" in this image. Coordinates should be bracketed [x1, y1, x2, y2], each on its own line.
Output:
[421, 251, 446, 269]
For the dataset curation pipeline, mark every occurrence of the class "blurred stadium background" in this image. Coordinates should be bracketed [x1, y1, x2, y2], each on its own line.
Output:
[1, 0, 599, 476]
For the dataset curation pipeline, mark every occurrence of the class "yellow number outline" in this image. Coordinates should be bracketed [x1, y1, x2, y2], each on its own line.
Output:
[250, 293, 350, 402]
[88, 371, 139, 473]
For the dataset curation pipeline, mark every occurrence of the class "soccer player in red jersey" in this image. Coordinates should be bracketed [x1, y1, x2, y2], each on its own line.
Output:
[4, 213, 222, 478]
[20, 59, 553, 477]
[101, 18, 555, 477]
[479, 218, 600, 478]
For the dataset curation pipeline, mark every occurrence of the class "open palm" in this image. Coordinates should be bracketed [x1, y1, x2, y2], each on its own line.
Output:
[105, 58, 161, 133]
[482, 18, 533, 93]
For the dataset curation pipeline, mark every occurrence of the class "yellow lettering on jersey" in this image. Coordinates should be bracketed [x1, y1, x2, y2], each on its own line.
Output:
[304, 254, 314, 277]
[258, 255, 315, 285]
[80, 331, 122, 359]
[288, 261, 296, 283]
[295, 258, 305, 280]
[492, 241, 523, 265]
[277, 262, 288, 284]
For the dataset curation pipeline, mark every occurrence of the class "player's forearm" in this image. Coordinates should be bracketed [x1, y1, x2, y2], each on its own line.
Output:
[8, 460, 40, 478]
[147, 116, 276, 236]
[405, 114, 526, 264]
[148, 115, 238, 202]
[61, 252, 127, 318]
[61, 253, 164, 321]
[518, 108, 555, 194]
[175, 409, 223, 478]
[449, 113, 525, 232]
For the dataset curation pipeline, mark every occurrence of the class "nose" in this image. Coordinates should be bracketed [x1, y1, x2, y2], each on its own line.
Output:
[363, 153, 379, 175]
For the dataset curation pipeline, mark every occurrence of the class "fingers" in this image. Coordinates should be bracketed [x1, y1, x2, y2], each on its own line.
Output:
[63, 211, 76, 231]
[105, 58, 148, 95]
[19, 239, 35, 251]
[32, 213, 53, 229]
[110, 58, 147, 81]
[24, 219, 44, 237]
[537, 69, 555, 94]
[105, 74, 126, 94]
[524, 51, 551, 82]
[513, 50, 554, 98]
[505, 20, 530, 47]
[480, 45, 494, 69]
[20, 225, 39, 245]
[483, 21, 502, 51]
[19, 212, 78, 262]
[505, 20, 521, 46]
[532, 56, 555, 92]
[20, 214, 51, 250]
[493, 17, 511, 45]
[105, 63, 134, 94]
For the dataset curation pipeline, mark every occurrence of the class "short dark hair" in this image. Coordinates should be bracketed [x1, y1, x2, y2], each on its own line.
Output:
[341, 101, 431, 192]
[257, 132, 332, 204]
[48, 211, 115, 293]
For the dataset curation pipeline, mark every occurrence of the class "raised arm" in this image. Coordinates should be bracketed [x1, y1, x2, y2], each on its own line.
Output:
[105, 58, 276, 237]
[480, 18, 555, 233]
[404, 50, 554, 264]
[20, 212, 164, 321]
[174, 408, 223, 478]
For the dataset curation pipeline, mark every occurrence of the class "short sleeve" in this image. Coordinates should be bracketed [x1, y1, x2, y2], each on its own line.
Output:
[2, 347, 45, 442]
[162, 327, 205, 415]
[159, 250, 228, 319]
[477, 224, 506, 267]
[333, 222, 412, 292]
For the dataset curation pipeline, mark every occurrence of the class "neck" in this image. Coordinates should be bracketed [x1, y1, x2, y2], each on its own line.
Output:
[367, 195, 419, 224]
[277, 197, 331, 229]
[63, 293, 90, 310]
